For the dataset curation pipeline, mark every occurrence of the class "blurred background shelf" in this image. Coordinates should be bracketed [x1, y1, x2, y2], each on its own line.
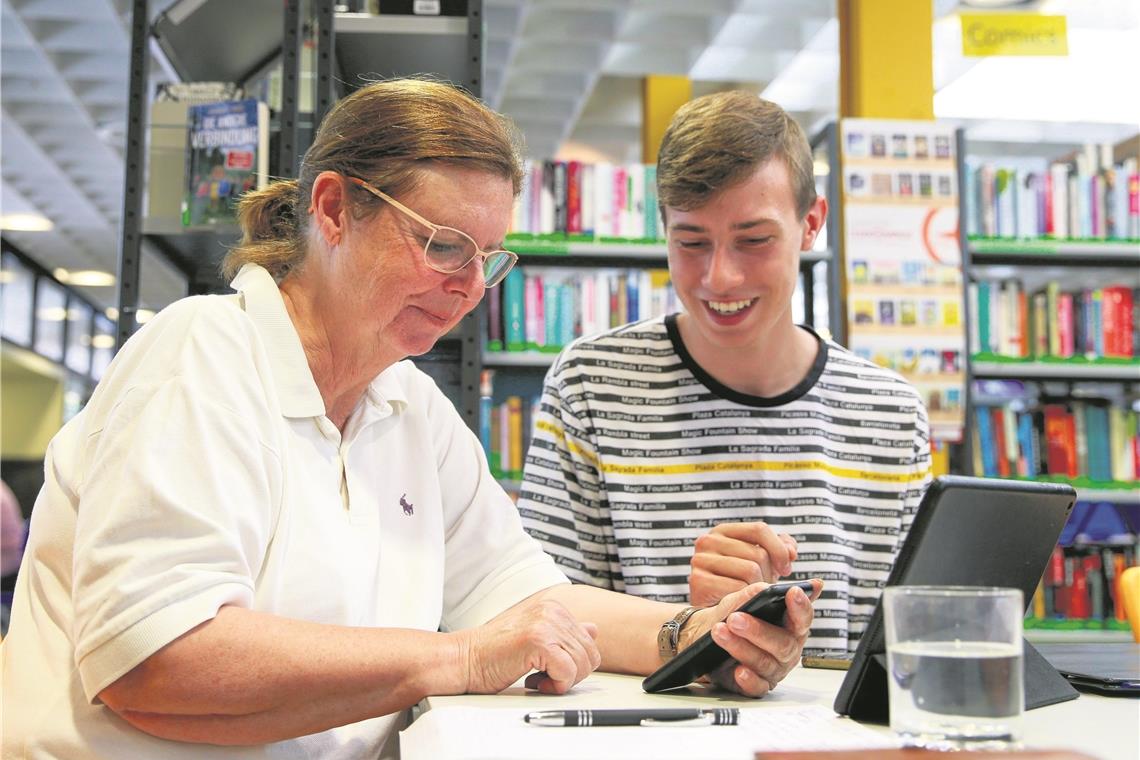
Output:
[971, 358, 1140, 381]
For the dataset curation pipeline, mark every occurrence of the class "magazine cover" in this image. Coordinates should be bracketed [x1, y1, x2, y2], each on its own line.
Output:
[181, 98, 268, 227]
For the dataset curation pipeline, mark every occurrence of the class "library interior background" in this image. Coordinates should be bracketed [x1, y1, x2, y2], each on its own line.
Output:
[1, 1, 1138, 642]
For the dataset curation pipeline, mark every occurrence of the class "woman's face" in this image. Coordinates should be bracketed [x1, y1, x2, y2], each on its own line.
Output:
[333, 164, 514, 361]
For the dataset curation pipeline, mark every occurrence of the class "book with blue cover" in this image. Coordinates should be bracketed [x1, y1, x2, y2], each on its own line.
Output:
[182, 98, 268, 227]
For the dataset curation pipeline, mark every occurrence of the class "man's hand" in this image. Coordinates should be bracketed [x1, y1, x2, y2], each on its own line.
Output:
[458, 595, 601, 696]
[680, 579, 821, 697]
[689, 522, 798, 607]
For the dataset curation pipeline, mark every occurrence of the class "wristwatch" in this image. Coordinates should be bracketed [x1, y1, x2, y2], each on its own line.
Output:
[657, 605, 700, 661]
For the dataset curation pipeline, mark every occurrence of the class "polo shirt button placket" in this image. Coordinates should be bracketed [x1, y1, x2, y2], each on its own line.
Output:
[337, 450, 349, 512]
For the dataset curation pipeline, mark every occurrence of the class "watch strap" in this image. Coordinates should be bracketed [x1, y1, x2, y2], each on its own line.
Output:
[657, 605, 700, 661]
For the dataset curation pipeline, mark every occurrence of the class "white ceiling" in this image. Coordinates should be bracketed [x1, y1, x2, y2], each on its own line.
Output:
[1, 0, 1137, 317]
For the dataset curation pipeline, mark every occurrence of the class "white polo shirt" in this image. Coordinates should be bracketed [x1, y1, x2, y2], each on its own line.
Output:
[1, 264, 568, 759]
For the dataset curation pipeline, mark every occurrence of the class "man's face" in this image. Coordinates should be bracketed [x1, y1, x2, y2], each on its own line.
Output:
[665, 159, 825, 354]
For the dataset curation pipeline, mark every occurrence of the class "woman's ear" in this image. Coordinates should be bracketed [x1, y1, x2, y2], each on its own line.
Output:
[309, 171, 349, 247]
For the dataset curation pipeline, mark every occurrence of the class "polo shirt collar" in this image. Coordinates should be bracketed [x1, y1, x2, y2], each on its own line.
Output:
[230, 263, 325, 419]
[230, 264, 412, 421]
[364, 365, 409, 415]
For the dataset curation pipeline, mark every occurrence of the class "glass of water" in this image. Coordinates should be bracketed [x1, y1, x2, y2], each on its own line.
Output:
[882, 586, 1024, 751]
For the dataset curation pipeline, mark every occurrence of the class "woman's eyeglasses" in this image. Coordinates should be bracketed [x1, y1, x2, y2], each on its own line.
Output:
[348, 176, 518, 288]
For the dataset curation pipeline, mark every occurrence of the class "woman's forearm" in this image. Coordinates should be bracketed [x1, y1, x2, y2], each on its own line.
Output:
[535, 584, 682, 676]
[98, 605, 470, 745]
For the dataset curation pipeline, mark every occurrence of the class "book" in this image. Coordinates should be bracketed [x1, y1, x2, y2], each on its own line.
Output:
[181, 98, 269, 227]
[503, 268, 525, 351]
[506, 396, 524, 478]
[486, 284, 503, 352]
[147, 83, 245, 227]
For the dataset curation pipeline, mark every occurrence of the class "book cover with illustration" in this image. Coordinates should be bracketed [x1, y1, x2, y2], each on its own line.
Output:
[182, 98, 269, 227]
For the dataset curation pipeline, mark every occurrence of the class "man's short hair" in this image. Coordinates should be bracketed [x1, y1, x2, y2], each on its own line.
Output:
[656, 91, 817, 221]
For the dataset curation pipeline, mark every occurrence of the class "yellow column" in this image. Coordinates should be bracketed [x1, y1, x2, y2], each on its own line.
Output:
[839, 0, 934, 119]
[642, 75, 691, 164]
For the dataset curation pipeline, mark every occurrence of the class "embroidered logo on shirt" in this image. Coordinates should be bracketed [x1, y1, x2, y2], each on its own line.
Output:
[400, 493, 414, 516]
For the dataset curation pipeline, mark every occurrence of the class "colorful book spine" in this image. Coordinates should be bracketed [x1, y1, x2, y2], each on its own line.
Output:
[503, 268, 525, 351]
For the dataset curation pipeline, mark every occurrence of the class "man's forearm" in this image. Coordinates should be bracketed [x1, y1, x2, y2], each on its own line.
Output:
[99, 605, 469, 745]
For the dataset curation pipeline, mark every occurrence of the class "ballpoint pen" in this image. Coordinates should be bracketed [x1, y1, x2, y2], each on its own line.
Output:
[524, 708, 739, 727]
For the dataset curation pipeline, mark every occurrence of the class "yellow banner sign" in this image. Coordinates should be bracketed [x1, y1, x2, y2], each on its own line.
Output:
[960, 13, 1069, 57]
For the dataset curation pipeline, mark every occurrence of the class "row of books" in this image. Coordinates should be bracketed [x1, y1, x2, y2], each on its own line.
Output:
[480, 385, 541, 481]
[971, 401, 1139, 483]
[964, 150, 1140, 240]
[968, 280, 1138, 360]
[510, 160, 662, 241]
[487, 267, 678, 353]
[1031, 545, 1136, 624]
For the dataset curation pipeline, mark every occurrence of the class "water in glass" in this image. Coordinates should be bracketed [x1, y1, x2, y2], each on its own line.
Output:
[888, 639, 1023, 750]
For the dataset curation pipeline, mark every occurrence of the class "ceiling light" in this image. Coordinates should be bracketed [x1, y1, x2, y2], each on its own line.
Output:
[960, 0, 1038, 6]
[0, 213, 54, 232]
[91, 334, 116, 349]
[136, 309, 155, 324]
[36, 307, 68, 321]
[59, 270, 116, 287]
[104, 307, 119, 320]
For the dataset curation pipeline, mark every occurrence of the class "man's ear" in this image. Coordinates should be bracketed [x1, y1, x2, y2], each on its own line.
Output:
[309, 171, 349, 247]
[800, 195, 828, 251]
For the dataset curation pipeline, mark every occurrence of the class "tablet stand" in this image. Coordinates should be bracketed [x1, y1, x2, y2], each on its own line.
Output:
[840, 638, 1079, 723]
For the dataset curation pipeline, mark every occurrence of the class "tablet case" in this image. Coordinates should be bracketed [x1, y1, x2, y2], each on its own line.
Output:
[1037, 642, 1140, 697]
[834, 476, 1079, 722]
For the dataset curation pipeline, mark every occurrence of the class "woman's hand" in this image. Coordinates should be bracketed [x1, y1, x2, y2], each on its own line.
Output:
[680, 579, 822, 697]
[457, 594, 601, 696]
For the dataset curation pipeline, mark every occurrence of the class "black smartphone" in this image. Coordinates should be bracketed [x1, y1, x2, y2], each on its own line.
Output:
[642, 580, 815, 693]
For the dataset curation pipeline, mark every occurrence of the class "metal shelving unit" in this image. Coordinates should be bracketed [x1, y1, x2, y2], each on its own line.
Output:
[483, 351, 559, 368]
[118, 0, 488, 431]
[972, 360, 1140, 382]
[969, 238, 1140, 265]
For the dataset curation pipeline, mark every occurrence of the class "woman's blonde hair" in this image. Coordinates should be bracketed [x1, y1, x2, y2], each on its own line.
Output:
[656, 91, 816, 221]
[222, 78, 524, 282]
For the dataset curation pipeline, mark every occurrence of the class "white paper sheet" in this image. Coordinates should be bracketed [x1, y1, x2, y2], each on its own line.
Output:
[399, 704, 900, 760]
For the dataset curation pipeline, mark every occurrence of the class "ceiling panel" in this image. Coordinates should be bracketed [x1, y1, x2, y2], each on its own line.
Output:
[3, 0, 1132, 321]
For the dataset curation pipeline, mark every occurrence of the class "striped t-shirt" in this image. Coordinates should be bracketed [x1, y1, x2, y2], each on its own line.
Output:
[518, 315, 931, 654]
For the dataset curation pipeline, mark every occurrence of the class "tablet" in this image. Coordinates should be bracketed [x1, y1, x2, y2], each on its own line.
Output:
[833, 475, 1078, 722]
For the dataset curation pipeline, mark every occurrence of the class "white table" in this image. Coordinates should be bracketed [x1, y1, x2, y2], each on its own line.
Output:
[408, 667, 1139, 760]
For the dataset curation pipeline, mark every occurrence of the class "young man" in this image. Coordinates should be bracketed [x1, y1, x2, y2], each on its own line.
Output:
[518, 92, 931, 655]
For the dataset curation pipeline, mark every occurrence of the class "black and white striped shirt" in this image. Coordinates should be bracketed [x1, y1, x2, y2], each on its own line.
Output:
[518, 314, 931, 654]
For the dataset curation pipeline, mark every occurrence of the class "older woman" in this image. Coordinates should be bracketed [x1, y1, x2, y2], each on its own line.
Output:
[1, 79, 820, 759]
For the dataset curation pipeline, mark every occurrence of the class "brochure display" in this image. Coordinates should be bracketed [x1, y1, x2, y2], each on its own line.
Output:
[840, 118, 966, 442]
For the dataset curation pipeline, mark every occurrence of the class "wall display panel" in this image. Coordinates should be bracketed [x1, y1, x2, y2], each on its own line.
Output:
[1, 252, 34, 346]
[91, 315, 115, 381]
[65, 300, 93, 375]
[33, 278, 67, 361]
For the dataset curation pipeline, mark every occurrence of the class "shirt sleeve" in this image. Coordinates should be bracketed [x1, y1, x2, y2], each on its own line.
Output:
[423, 376, 567, 632]
[71, 313, 283, 703]
[898, 393, 933, 546]
[516, 351, 621, 591]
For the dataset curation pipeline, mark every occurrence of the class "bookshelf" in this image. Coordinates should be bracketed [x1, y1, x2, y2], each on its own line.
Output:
[957, 128, 1140, 632]
[119, 0, 489, 430]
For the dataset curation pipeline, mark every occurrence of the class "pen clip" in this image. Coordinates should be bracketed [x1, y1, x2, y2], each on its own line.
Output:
[640, 715, 715, 727]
